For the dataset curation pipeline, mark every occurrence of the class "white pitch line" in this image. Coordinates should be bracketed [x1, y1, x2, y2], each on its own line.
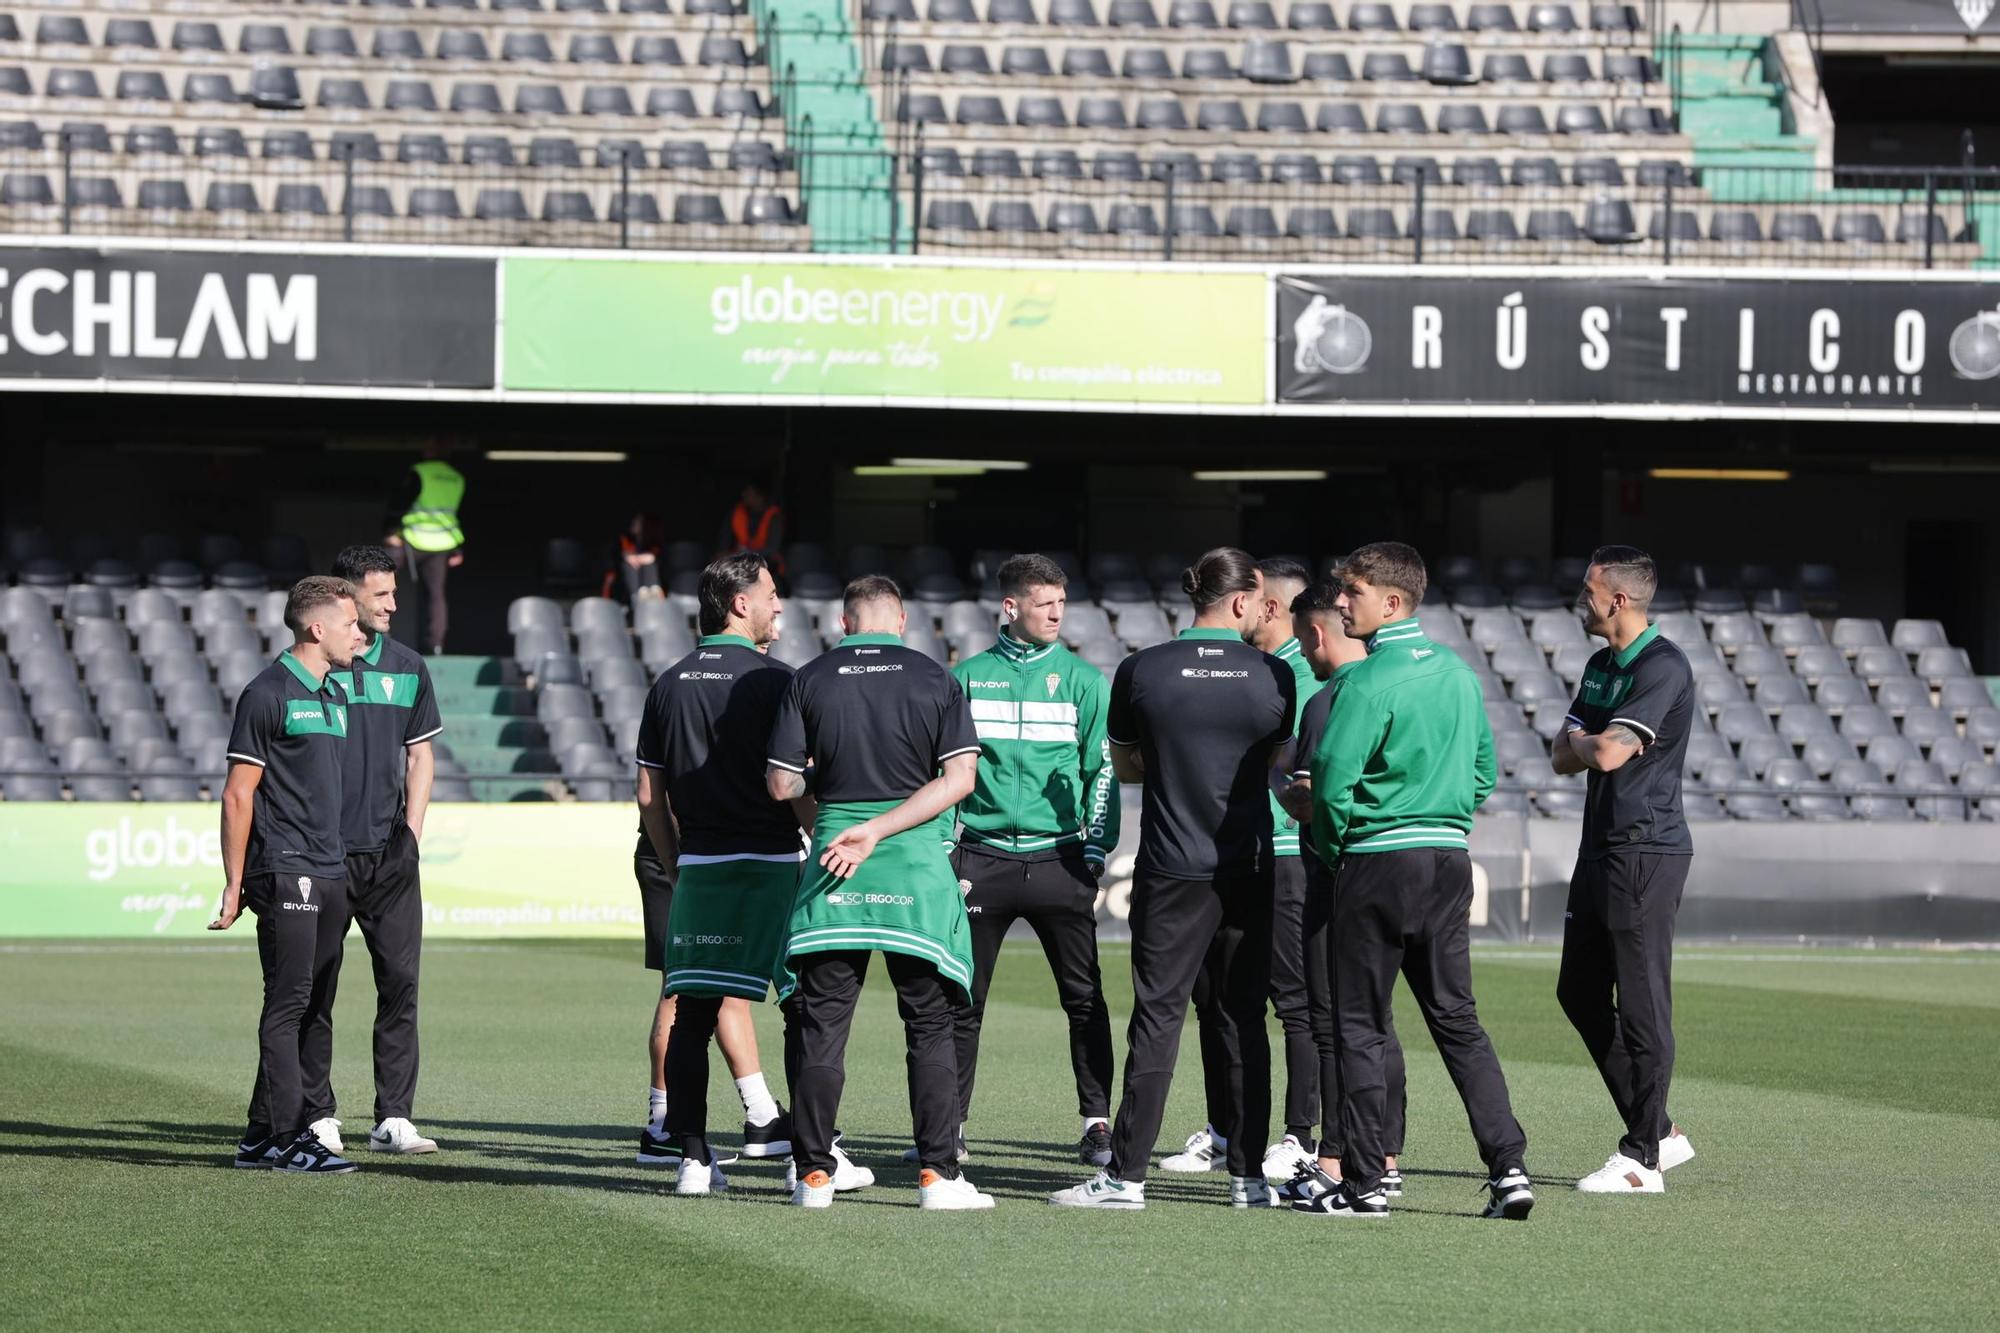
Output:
[1472, 950, 2000, 965]
[0, 943, 536, 955]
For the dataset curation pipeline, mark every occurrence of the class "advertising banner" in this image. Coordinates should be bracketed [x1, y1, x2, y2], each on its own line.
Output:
[1276, 272, 2000, 412]
[0, 248, 495, 387]
[0, 804, 642, 938]
[1815, 0, 1998, 33]
[502, 257, 1266, 405]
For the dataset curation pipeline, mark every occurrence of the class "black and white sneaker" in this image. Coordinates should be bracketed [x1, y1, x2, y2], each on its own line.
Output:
[274, 1129, 357, 1174]
[1481, 1167, 1535, 1220]
[233, 1135, 283, 1169]
[636, 1124, 682, 1167]
[1276, 1160, 1339, 1207]
[1290, 1179, 1389, 1219]
[1078, 1123, 1113, 1168]
[1381, 1167, 1405, 1198]
[741, 1109, 793, 1159]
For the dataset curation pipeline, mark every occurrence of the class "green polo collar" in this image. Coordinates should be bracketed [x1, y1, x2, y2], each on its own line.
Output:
[840, 633, 904, 647]
[1367, 616, 1425, 654]
[1273, 637, 1303, 661]
[1178, 627, 1244, 642]
[995, 629, 1058, 664]
[1613, 622, 1661, 669]
[357, 633, 386, 667]
[699, 633, 759, 650]
[279, 649, 326, 690]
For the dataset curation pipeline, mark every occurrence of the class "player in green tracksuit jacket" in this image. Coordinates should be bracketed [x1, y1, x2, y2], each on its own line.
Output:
[1295, 542, 1530, 1223]
[945, 554, 1124, 1168]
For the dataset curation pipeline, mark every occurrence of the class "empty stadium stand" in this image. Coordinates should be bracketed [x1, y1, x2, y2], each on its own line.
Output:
[0, 0, 1990, 261]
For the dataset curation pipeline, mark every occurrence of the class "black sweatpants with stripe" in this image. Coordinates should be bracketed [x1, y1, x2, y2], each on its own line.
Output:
[1332, 848, 1525, 1195]
[245, 872, 349, 1143]
[1557, 850, 1690, 1170]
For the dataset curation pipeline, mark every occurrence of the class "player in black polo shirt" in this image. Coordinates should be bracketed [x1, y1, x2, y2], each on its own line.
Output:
[291, 546, 445, 1158]
[766, 575, 992, 1211]
[1051, 549, 1295, 1211]
[210, 576, 367, 1174]
[1553, 545, 1698, 1195]
[645, 554, 871, 1197]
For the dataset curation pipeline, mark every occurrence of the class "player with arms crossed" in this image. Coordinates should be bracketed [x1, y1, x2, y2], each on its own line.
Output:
[1553, 545, 1698, 1194]
[767, 576, 994, 1210]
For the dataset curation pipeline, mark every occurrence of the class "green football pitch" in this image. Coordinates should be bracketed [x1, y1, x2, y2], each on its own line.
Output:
[3, 938, 1997, 1331]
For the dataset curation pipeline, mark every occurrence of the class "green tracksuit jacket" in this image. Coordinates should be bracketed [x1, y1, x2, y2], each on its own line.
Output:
[1309, 615, 1496, 860]
[953, 631, 1121, 870]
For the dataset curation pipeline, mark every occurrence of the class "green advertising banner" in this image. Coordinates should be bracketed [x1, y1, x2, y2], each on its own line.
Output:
[501, 258, 1266, 405]
[0, 805, 649, 939]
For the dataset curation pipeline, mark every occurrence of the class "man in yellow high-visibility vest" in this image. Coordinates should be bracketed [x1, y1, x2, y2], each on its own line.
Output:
[386, 444, 465, 655]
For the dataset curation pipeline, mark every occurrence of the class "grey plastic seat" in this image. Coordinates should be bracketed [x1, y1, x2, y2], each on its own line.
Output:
[1482, 53, 1533, 83]
[1051, 0, 1102, 22]
[1349, 2, 1399, 28]
[1225, 205, 1280, 237]
[1111, 0, 1162, 21]
[173, 21, 225, 51]
[1137, 98, 1190, 130]
[1170, 0, 1222, 24]
[1438, 105, 1491, 134]
[743, 194, 798, 226]
[1304, 52, 1354, 81]
[956, 95, 1008, 126]
[387, 80, 441, 112]
[971, 147, 1024, 177]
[1271, 153, 1323, 183]
[1184, 47, 1235, 78]
[1617, 105, 1672, 134]
[273, 183, 329, 216]
[1557, 105, 1611, 135]
[1605, 53, 1656, 82]
[1770, 211, 1825, 244]
[1346, 207, 1399, 240]
[988, 201, 1040, 233]
[1832, 211, 1888, 244]
[1151, 150, 1204, 181]
[409, 187, 463, 220]
[1422, 43, 1475, 85]
[1092, 149, 1143, 180]
[990, 0, 1039, 18]
[1377, 103, 1428, 133]
[1017, 96, 1070, 127]
[1363, 52, 1418, 82]
[1393, 154, 1443, 184]
[49, 69, 104, 100]
[1331, 154, 1383, 184]
[107, 18, 159, 48]
[542, 190, 597, 222]
[1289, 1, 1338, 26]
[1256, 101, 1308, 132]
[1496, 104, 1549, 134]
[453, 84, 507, 114]
[673, 193, 728, 225]
[1049, 201, 1103, 235]
[205, 182, 260, 213]
[630, 37, 683, 67]
[1466, 208, 1520, 242]
[1246, 40, 1297, 83]
[1034, 148, 1085, 179]
[926, 199, 980, 231]
[940, 44, 993, 75]
[1585, 197, 1638, 243]
[1545, 53, 1593, 83]
[111, 69, 171, 103]
[1529, 2, 1578, 28]
[1213, 151, 1263, 183]
[1648, 209, 1701, 242]
[263, 130, 315, 162]
[1169, 204, 1222, 237]
[517, 85, 571, 115]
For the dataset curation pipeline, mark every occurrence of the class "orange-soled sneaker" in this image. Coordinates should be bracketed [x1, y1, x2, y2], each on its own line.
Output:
[791, 1169, 834, 1209]
[918, 1168, 995, 1211]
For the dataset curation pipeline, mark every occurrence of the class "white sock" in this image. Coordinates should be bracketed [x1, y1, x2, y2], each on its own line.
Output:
[648, 1087, 667, 1129]
[1083, 1117, 1108, 1136]
[736, 1073, 779, 1127]
[1207, 1124, 1227, 1149]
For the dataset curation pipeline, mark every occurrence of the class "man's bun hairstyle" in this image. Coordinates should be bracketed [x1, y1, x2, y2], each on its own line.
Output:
[1181, 547, 1261, 612]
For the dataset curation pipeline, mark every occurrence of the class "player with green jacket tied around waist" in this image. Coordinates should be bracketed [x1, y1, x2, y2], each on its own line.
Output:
[943, 553, 1120, 1170]
[1294, 542, 1535, 1222]
[766, 575, 996, 1211]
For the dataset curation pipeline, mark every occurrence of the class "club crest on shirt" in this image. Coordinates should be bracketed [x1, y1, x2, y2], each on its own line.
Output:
[298, 877, 313, 901]
[378, 677, 396, 701]
[1044, 673, 1061, 698]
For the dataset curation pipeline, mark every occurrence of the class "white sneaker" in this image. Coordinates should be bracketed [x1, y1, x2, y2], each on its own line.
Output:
[308, 1117, 344, 1155]
[790, 1168, 835, 1208]
[1658, 1127, 1696, 1172]
[675, 1157, 728, 1196]
[918, 1169, 996, 1211]
[368, 1118, 438, 1155]
[1230, 1175, 1279, 1208]
[1576, 1153, 1665, 1194]
[1260, 1134, 1314, 1183]
[1161, 1126, 1225, 1173]
[786, 1138, 876, 1193]
[1049, 1171, 1146, 1210]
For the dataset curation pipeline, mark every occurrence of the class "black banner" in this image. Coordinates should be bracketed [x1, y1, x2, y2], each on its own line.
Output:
[1815, 0, 1997, 33]
[0, 248, 494, 387]
[1277, 272, 2000, 412]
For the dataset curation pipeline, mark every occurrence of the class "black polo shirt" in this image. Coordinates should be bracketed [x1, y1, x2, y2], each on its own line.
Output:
[635, 634, 803, 856]
[1108, 627, 1296, 880]
[226, 651, 349, 879]
[1566, 623, 1696, 860]
[767, 633, 980, 803]
[329, 632, 443, 853]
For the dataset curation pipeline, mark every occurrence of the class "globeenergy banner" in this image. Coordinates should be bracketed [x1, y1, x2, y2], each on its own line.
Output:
[501, 257, 1266, 405]
[0, 805, 643, 938]
[1277, 272, 2000, 412]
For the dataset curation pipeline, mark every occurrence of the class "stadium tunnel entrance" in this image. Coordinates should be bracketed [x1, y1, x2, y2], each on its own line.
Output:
[7, 392, 2000, 667]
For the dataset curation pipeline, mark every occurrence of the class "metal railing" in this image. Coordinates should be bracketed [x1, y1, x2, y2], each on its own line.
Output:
[8, 137, 1997, 267]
